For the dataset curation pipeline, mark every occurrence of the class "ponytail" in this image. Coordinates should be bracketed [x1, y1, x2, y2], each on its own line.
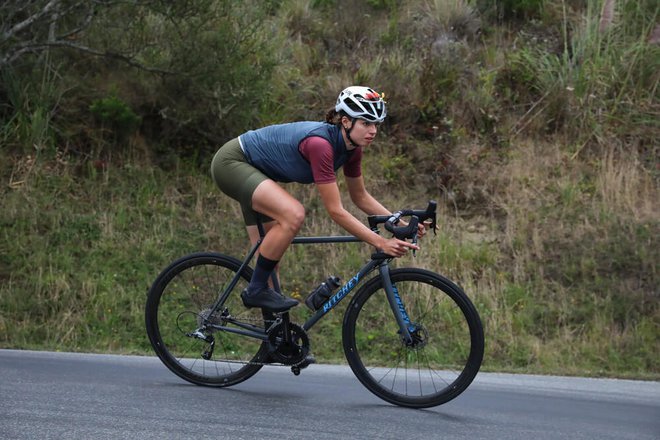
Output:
[325, 108, 342, 125]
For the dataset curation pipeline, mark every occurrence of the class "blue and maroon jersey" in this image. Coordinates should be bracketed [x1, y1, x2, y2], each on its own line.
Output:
[238, 121, 362, 184]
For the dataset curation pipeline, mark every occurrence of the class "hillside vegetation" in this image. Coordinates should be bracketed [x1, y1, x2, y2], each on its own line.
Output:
[1, 0, 658, 378]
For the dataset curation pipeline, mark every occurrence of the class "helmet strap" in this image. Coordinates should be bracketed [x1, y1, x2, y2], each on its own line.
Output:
[344, 118, 359, 148]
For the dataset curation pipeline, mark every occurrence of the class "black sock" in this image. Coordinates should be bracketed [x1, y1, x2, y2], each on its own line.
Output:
[248, 255, 279, 293]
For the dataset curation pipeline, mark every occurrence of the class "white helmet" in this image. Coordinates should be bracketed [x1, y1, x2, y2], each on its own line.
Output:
[335, 86, 387, 123]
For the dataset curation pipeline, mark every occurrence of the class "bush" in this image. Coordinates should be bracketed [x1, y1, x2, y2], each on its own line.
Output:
[90, 95, 141, 144]
[1, 1, 279, 159]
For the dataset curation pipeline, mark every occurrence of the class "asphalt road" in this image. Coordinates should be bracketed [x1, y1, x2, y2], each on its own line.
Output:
[0, 350, 658, 440]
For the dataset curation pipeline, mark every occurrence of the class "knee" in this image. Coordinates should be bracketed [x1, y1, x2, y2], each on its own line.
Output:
[285, 203, 305, 233]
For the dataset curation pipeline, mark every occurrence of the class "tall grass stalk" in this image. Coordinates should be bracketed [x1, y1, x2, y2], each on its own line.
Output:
[1, 0, 657, 378]
[506, 0, 658, 144]
[2, 142, 657, 378]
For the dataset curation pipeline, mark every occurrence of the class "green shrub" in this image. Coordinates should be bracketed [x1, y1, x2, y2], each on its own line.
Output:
[0, 69, 59, 154]
[90, 95, 141, 140]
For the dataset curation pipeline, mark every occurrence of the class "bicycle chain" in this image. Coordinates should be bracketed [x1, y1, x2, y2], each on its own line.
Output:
[199, 312, 311, 368]
[204, 355, 311, 368]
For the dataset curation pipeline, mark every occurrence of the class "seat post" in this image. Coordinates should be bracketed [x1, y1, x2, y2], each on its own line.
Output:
[256, 216, 266, 239]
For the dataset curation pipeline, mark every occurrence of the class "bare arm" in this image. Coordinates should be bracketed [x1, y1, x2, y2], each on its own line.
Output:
[344, 175, 390, 216]
[316, 181, 417, 257]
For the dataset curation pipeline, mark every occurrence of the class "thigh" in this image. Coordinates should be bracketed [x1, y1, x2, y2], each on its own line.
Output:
[251, 180, 304, 223]
[211, 139, 273, 225]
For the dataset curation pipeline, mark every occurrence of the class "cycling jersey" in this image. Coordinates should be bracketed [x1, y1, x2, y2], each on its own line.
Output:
[238, 121, 360, 184]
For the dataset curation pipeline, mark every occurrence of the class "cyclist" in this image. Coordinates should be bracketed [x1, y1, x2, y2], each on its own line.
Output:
[211, 86, 421, 313]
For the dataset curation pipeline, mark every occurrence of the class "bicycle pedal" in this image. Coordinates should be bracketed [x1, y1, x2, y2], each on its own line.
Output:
[299, 354, 316, 368]
[291, 355, 316, 376]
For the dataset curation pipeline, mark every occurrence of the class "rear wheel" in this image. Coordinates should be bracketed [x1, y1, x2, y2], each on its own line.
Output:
[145, 252, 271, 387]
[343, 268, 484, 408]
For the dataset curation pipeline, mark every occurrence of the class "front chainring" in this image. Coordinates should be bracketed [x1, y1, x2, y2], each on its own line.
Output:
[267, 322, 310, 365]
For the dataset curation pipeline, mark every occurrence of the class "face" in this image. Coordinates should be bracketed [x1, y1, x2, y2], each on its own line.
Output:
[342, 117, 379, 148]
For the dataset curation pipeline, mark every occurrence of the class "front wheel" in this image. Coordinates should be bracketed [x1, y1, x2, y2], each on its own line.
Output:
[342, 268, 484, 408]
[145, 252, 271, 387]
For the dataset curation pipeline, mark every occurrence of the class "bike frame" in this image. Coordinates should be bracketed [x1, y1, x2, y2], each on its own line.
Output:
[205, 233, 415, 344]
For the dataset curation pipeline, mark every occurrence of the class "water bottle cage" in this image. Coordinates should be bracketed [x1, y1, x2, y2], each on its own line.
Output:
[305, 276, 341, 311]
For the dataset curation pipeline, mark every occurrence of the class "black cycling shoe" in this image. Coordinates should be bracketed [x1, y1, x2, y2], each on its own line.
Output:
[262, 354, 316, 366]
[241, 287, 299, 312]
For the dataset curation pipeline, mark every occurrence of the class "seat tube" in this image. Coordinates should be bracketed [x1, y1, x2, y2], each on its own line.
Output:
[378, 264, 413, 344]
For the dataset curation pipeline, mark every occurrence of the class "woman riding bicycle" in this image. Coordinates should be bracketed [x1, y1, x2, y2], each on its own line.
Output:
[211, 86, 422, 313]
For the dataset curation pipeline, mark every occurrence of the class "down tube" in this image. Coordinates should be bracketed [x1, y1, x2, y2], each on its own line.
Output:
[302, 259, 381, 331]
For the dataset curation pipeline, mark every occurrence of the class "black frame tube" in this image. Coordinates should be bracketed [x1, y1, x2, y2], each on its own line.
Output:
[292, 235, 362, 244]
[303, 258, 381, 331]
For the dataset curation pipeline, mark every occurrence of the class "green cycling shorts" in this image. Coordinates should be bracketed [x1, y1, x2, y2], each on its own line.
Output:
[211, 138, 273, 226]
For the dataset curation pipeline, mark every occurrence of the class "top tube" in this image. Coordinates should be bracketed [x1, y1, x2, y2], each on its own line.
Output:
[255, 215, 363, 245]
[291, 235, 361, 244]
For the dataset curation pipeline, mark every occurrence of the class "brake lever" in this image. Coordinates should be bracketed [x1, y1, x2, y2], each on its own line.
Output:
[426, 200, 438, 235]
[411, 231, 418, 257]
[406, 216, 420, 257]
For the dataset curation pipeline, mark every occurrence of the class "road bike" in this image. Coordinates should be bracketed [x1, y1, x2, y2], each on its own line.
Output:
[145, 201, 484, 408]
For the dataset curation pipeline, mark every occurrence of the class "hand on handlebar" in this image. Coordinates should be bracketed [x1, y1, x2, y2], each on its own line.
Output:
[400, 220, 429, 238]
[367, 201, 438, 257]
[381, 237, 419, 258]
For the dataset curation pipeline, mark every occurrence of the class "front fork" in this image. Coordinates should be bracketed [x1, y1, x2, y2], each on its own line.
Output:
[379, 264, 415, 345]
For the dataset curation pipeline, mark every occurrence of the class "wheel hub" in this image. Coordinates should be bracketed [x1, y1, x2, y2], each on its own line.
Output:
[404, 323, 428, 350]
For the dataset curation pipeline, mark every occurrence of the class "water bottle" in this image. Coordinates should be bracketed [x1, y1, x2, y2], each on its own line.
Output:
[304, 276, 341, 311]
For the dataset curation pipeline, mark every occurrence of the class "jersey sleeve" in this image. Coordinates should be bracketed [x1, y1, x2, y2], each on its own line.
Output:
[299, 136, 338, 184]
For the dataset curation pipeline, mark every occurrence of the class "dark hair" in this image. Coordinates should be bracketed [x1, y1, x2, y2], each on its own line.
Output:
[325, 108, 344, 125]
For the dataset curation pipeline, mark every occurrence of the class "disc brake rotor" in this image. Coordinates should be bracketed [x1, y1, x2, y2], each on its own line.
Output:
[403, 323, 428, 350]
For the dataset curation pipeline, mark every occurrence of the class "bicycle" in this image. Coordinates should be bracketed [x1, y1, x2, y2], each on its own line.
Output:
[145, 201, 484, 408]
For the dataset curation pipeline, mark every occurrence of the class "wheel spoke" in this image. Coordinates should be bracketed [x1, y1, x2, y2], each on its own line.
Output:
[146, 253, 269, 387]
[344, 268, 484, 408]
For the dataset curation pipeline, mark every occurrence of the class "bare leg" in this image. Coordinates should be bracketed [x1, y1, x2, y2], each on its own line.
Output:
[250, 180, 305, 259]
[240, 180, 304, 312]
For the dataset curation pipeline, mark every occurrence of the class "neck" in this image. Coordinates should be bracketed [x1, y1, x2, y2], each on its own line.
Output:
[341, 124, 358, 150]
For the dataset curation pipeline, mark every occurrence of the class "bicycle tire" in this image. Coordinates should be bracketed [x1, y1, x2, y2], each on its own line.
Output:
[342, 268, 484, 408]
[145, 252, 271, 387]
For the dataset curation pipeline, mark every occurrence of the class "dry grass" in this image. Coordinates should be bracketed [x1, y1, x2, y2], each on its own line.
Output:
[1, 0, 658, 377]
[596, 146, 657, 222]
